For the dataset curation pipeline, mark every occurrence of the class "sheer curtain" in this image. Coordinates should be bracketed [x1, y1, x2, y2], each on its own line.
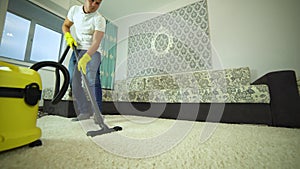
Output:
[100, 20, 118, 89]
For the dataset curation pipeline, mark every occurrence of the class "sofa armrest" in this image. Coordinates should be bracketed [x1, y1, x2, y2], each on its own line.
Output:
[252, 70, 300, 127]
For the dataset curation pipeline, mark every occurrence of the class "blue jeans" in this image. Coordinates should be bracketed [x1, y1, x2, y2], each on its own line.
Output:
[68, 50, 102, 115]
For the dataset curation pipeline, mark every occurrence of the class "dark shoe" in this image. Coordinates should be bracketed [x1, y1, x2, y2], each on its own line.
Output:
[71, 113, 92, 121]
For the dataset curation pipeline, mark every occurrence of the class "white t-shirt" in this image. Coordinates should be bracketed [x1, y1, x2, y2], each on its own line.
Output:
[67, 5, 106, 50]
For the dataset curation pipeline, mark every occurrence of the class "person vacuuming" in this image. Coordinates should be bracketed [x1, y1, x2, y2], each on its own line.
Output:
[62, 0, 105, 121]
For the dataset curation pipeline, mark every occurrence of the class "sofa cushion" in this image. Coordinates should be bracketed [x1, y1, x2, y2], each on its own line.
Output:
[102, 89, 118, 102]
[124, 84, 270, 103]
[193, 67, 251, 89]
[117, 90, 150, 102]
[114, 76, 145, 92]
[198, 84, 270, 103]
[224, 67, 251, 86]
[144, 75, 179, 90]
[127, 76, 145, 91]
[114, 79, 127, 92]
[172, 72, 200, 89]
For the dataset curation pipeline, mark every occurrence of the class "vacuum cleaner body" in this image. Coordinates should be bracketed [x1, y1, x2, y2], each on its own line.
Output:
[0, 61, 42, 152]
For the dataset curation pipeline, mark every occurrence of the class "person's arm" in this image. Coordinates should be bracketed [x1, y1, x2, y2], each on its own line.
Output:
[86, 30, 105, 56]
[62, 18, 73, 34]
[62, 18, 77, 48]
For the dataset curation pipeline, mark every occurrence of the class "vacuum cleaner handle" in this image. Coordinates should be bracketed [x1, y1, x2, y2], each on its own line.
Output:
[59, 46, 70, 64]
[30, 61, 70, 104]
[71, 46, 122, 136]
[72, 46, 109, 129]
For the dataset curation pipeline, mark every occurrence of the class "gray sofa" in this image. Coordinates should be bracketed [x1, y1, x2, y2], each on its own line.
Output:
[108, 67, 269, 103]
[43, 67, 300, 128]
[102, 67, 272, 125]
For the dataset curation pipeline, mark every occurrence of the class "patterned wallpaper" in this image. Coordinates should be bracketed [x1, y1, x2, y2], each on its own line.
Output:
[127, 0, 211, 78]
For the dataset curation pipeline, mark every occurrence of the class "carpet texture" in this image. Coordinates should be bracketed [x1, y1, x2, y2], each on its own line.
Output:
[0, 115, 300, 169]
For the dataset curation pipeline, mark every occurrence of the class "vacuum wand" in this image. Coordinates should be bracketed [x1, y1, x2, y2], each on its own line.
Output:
[72, 47, 122, 136]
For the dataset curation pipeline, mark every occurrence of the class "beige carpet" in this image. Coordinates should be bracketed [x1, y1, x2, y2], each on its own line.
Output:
[0, 115, 300, 169]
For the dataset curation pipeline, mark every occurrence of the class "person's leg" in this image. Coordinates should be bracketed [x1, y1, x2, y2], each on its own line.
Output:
[95, 68, 102, 112]
[68, 52, 76, 96]
[86, 51, 102, 112]
[72, 50, 92, 120]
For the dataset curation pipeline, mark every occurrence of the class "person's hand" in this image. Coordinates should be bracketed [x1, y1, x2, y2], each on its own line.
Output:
[64, 32, 77, 49]
[77, 53, 91, 75]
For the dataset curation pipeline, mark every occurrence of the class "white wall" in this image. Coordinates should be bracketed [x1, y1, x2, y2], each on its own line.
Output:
[207, 0, 300, 81]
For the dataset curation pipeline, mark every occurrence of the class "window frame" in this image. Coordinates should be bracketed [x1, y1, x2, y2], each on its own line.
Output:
[0, 0, 65, 63]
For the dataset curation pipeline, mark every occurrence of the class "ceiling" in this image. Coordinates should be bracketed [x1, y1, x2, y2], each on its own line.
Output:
[79, 0, 178, 21]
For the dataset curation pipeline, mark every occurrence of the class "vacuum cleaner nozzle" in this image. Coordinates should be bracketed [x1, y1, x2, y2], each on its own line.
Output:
[87, 126, 122, 137]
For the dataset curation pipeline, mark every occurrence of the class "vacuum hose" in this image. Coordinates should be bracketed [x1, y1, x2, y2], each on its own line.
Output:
[54, 46, 70, 96]
[30, 61, 70, 104]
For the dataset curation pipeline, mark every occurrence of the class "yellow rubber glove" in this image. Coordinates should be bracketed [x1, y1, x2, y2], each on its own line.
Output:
[64, 32, 77, 49]
[77, 53, 91, 75]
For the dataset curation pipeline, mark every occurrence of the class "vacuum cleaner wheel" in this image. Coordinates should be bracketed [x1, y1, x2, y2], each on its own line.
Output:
[113, 126, 122, 131]
[28, 139, 42, 147]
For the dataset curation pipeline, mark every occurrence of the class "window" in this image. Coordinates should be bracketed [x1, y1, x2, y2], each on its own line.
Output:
[30, 24, 62, 62]
[0, 12, 30, 61]
[0, 0, 65, 63]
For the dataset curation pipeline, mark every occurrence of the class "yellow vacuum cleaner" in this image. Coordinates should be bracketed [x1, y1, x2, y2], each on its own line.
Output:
[0, 46, 122, 152]
[0, 59, 69, 152]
